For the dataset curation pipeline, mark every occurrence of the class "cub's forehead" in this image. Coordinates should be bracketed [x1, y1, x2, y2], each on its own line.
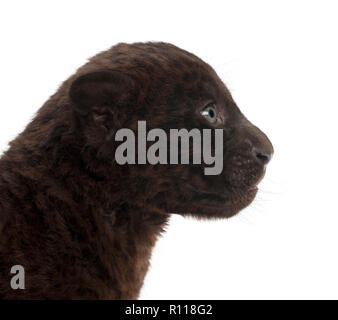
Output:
[86, 42, 227, 103]
[107, 42, 215, 78]
[111, 42, 200, 62]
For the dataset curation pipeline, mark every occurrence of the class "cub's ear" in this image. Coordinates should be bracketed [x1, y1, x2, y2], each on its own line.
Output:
[69, 71, 136, 118]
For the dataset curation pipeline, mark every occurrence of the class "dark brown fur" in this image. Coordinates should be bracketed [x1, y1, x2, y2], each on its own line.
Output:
[0, 42, 273, 299]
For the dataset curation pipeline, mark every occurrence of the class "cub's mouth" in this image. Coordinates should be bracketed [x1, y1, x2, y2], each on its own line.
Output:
[158, 181, 259, 219]
[186, 183, 258, 211]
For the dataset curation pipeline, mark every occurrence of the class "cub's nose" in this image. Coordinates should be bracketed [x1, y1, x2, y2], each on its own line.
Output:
[250, 128, 274, 166]
[253, 147, 273, 165]
[241, 119, 274, 166]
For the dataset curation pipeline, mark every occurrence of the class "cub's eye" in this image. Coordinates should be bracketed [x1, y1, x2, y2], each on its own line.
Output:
[200, 103, 217, 123]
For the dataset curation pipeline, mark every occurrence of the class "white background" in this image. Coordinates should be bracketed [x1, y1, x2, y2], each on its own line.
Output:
[0, 0, 337, 300]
